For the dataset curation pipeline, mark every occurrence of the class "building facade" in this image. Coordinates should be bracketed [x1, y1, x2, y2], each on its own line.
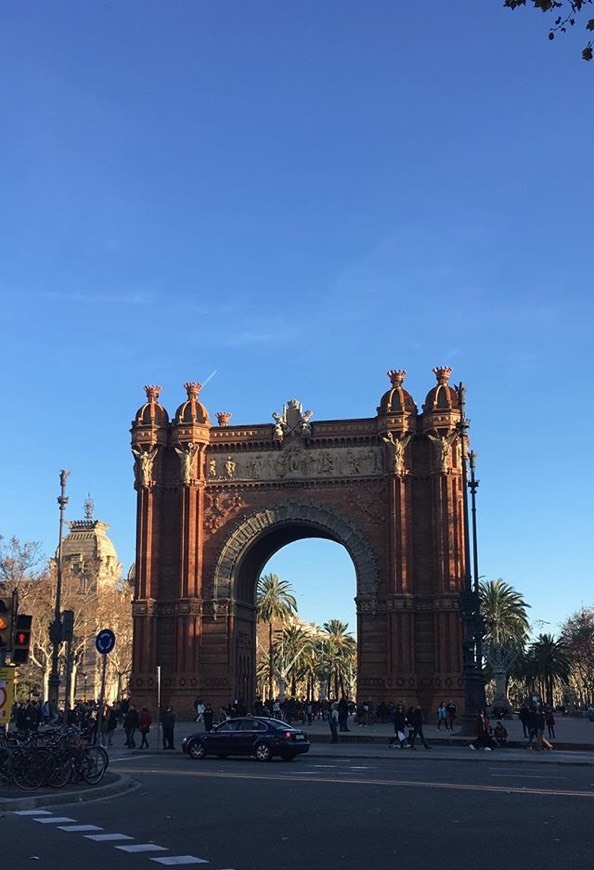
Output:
[130, 368, 470, 715]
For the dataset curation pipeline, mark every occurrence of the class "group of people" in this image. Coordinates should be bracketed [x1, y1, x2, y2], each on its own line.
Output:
[519, 704, 556, 751]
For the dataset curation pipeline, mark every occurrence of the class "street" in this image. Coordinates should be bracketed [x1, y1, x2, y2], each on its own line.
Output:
[4, 748, 594, 870]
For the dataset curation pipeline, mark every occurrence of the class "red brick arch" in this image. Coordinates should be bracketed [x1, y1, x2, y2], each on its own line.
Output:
[130, 372, 469, 715]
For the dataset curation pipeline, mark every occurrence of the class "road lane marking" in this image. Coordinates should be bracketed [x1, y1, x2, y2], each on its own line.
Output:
[117, 844, 169, 853]
[34, 817, 77, 824]
[58, 825, 103, 832]
[128, 766, 594, 798]
[14, 810, 53, 815]
[150, 858, 208, 865]
[86, 833, 134, 841]
[490, 774, 567, 779]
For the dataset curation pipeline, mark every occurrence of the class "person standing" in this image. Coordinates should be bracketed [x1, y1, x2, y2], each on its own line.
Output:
[545, 707, 556, 739]
[124, 704, 140, 748]
[519, 703, 530, 738]
[409, 704, 431, 750]
[337, 696, 350, 732]
[436, 701, 447, 731]
[161, 705, 176, 750]
[203, 704, 214, 732]
[327, 703, 339, 743]
[445, 701, 457, 732]
[139, 707, 152, 748]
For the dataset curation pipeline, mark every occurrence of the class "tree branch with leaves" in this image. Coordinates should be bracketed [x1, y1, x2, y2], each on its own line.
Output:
[504, 0, 594, 61]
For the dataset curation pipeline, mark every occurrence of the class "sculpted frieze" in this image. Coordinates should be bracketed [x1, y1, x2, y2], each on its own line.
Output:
[206, 445, 384, 482]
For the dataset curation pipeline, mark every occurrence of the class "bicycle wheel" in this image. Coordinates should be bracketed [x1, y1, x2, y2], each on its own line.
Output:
[81, 745, 109, 784]
[13, 748, 52, 791]
[48, 753, 73, 788]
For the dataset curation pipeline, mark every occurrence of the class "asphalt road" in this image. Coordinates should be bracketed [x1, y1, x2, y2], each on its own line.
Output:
[5, 751, 594, 870]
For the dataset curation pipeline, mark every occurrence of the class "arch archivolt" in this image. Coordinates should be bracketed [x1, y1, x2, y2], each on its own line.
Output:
[210, 500, 379, 601]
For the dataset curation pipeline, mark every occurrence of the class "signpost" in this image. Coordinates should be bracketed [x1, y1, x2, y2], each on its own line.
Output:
[95, 629, 116, 744]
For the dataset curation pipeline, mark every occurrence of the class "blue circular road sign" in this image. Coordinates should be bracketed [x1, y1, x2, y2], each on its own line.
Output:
[95, 629, 116, 655]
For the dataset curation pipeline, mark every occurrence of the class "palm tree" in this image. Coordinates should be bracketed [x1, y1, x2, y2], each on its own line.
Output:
[479, 579, 531, 648]
[276, 624, 313, 697]
[529, 633, 571, 706]
[256, 573, 297, 701]
[322, 619, 357, 699]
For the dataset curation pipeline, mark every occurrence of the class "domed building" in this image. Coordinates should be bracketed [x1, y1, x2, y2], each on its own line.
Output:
[54, 497, 130, 702]
[59, 497, 123, 593]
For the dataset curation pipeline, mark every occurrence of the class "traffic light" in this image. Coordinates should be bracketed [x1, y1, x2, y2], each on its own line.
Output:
[12, 614, 32, 664]
[0, 596, 14, 654]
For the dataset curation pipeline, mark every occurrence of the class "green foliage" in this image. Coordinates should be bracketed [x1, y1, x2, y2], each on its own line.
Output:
[479, 579, 531, 648]
[504, 0, 594, 60]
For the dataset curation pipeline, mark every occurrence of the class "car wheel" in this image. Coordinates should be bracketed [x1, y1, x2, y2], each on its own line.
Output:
[189, 741, 206, 760]
[255, 742, 273, 762]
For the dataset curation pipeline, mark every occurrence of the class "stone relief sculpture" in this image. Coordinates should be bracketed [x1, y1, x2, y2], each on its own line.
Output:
[427, 432, 458, 472]
[206, 445, 384, 482]
[132, 445, 159, 488]
[382, 432, 411, 476]
[174, 441, 199, 483]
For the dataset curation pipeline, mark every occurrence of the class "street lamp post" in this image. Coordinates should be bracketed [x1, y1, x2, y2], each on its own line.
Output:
[48, 469, 70, 708]
[456, 385, 485, 731]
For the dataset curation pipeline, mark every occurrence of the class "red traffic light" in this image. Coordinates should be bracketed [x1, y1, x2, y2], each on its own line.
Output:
[15, 631, 29, 645]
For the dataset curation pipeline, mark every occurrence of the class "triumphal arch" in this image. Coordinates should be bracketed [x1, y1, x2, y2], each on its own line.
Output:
[130, 367, 469, 714]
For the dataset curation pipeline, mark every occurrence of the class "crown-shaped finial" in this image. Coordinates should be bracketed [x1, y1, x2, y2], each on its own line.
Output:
[216, 411, 232, 427]
[387, 370, 406, 387]
[144, 385, 162, 401]
[184, 382, 202, 399]
[432, 366, 453, 385]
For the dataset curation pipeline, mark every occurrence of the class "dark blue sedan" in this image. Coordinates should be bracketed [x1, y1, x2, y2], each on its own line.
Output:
[181, 717, 310, 762]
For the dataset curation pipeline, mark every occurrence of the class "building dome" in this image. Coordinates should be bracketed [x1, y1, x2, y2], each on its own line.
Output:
[174, 382, 211, 426]
[423, 366, 459, 412]
[56, 498, 123, 591]
[377, 370, 416, 416]
[134, 385, 169, 426]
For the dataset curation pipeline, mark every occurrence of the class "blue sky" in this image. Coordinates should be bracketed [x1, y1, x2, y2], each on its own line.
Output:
[1, 2, 592, 637]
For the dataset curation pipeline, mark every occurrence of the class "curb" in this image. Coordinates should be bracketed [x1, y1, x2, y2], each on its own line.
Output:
[0, 773, 138, 813]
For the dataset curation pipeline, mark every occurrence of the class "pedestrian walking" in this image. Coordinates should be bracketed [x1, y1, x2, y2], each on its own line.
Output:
[161, 705, 176, 750]
[389, 703, 409, 749]
[203, 704, 214, 732]
[537, 708, 553, 751]
[409, 704, 431, 750]
[469, 711, 494, 750]
[139, 707, 152, 748]
[124, 704, 139, 748]
[545, 708, 556, 739]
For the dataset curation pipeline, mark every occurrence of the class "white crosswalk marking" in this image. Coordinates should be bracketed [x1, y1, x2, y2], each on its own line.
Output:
[34, 817, 77, 824]
[58, 825, 103, 832]
[150, 858, 209, 866]
[85, 833, 134, 842]
[14, 810, 52, 816]
[117, 844, 169, 853]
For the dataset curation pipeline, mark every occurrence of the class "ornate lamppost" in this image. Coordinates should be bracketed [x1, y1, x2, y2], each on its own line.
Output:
[456, 385, 486, 730]
[48, 469, 70, 708]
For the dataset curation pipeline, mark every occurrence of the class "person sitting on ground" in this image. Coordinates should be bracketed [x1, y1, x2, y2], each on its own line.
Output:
[493, 721, 508, 747]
